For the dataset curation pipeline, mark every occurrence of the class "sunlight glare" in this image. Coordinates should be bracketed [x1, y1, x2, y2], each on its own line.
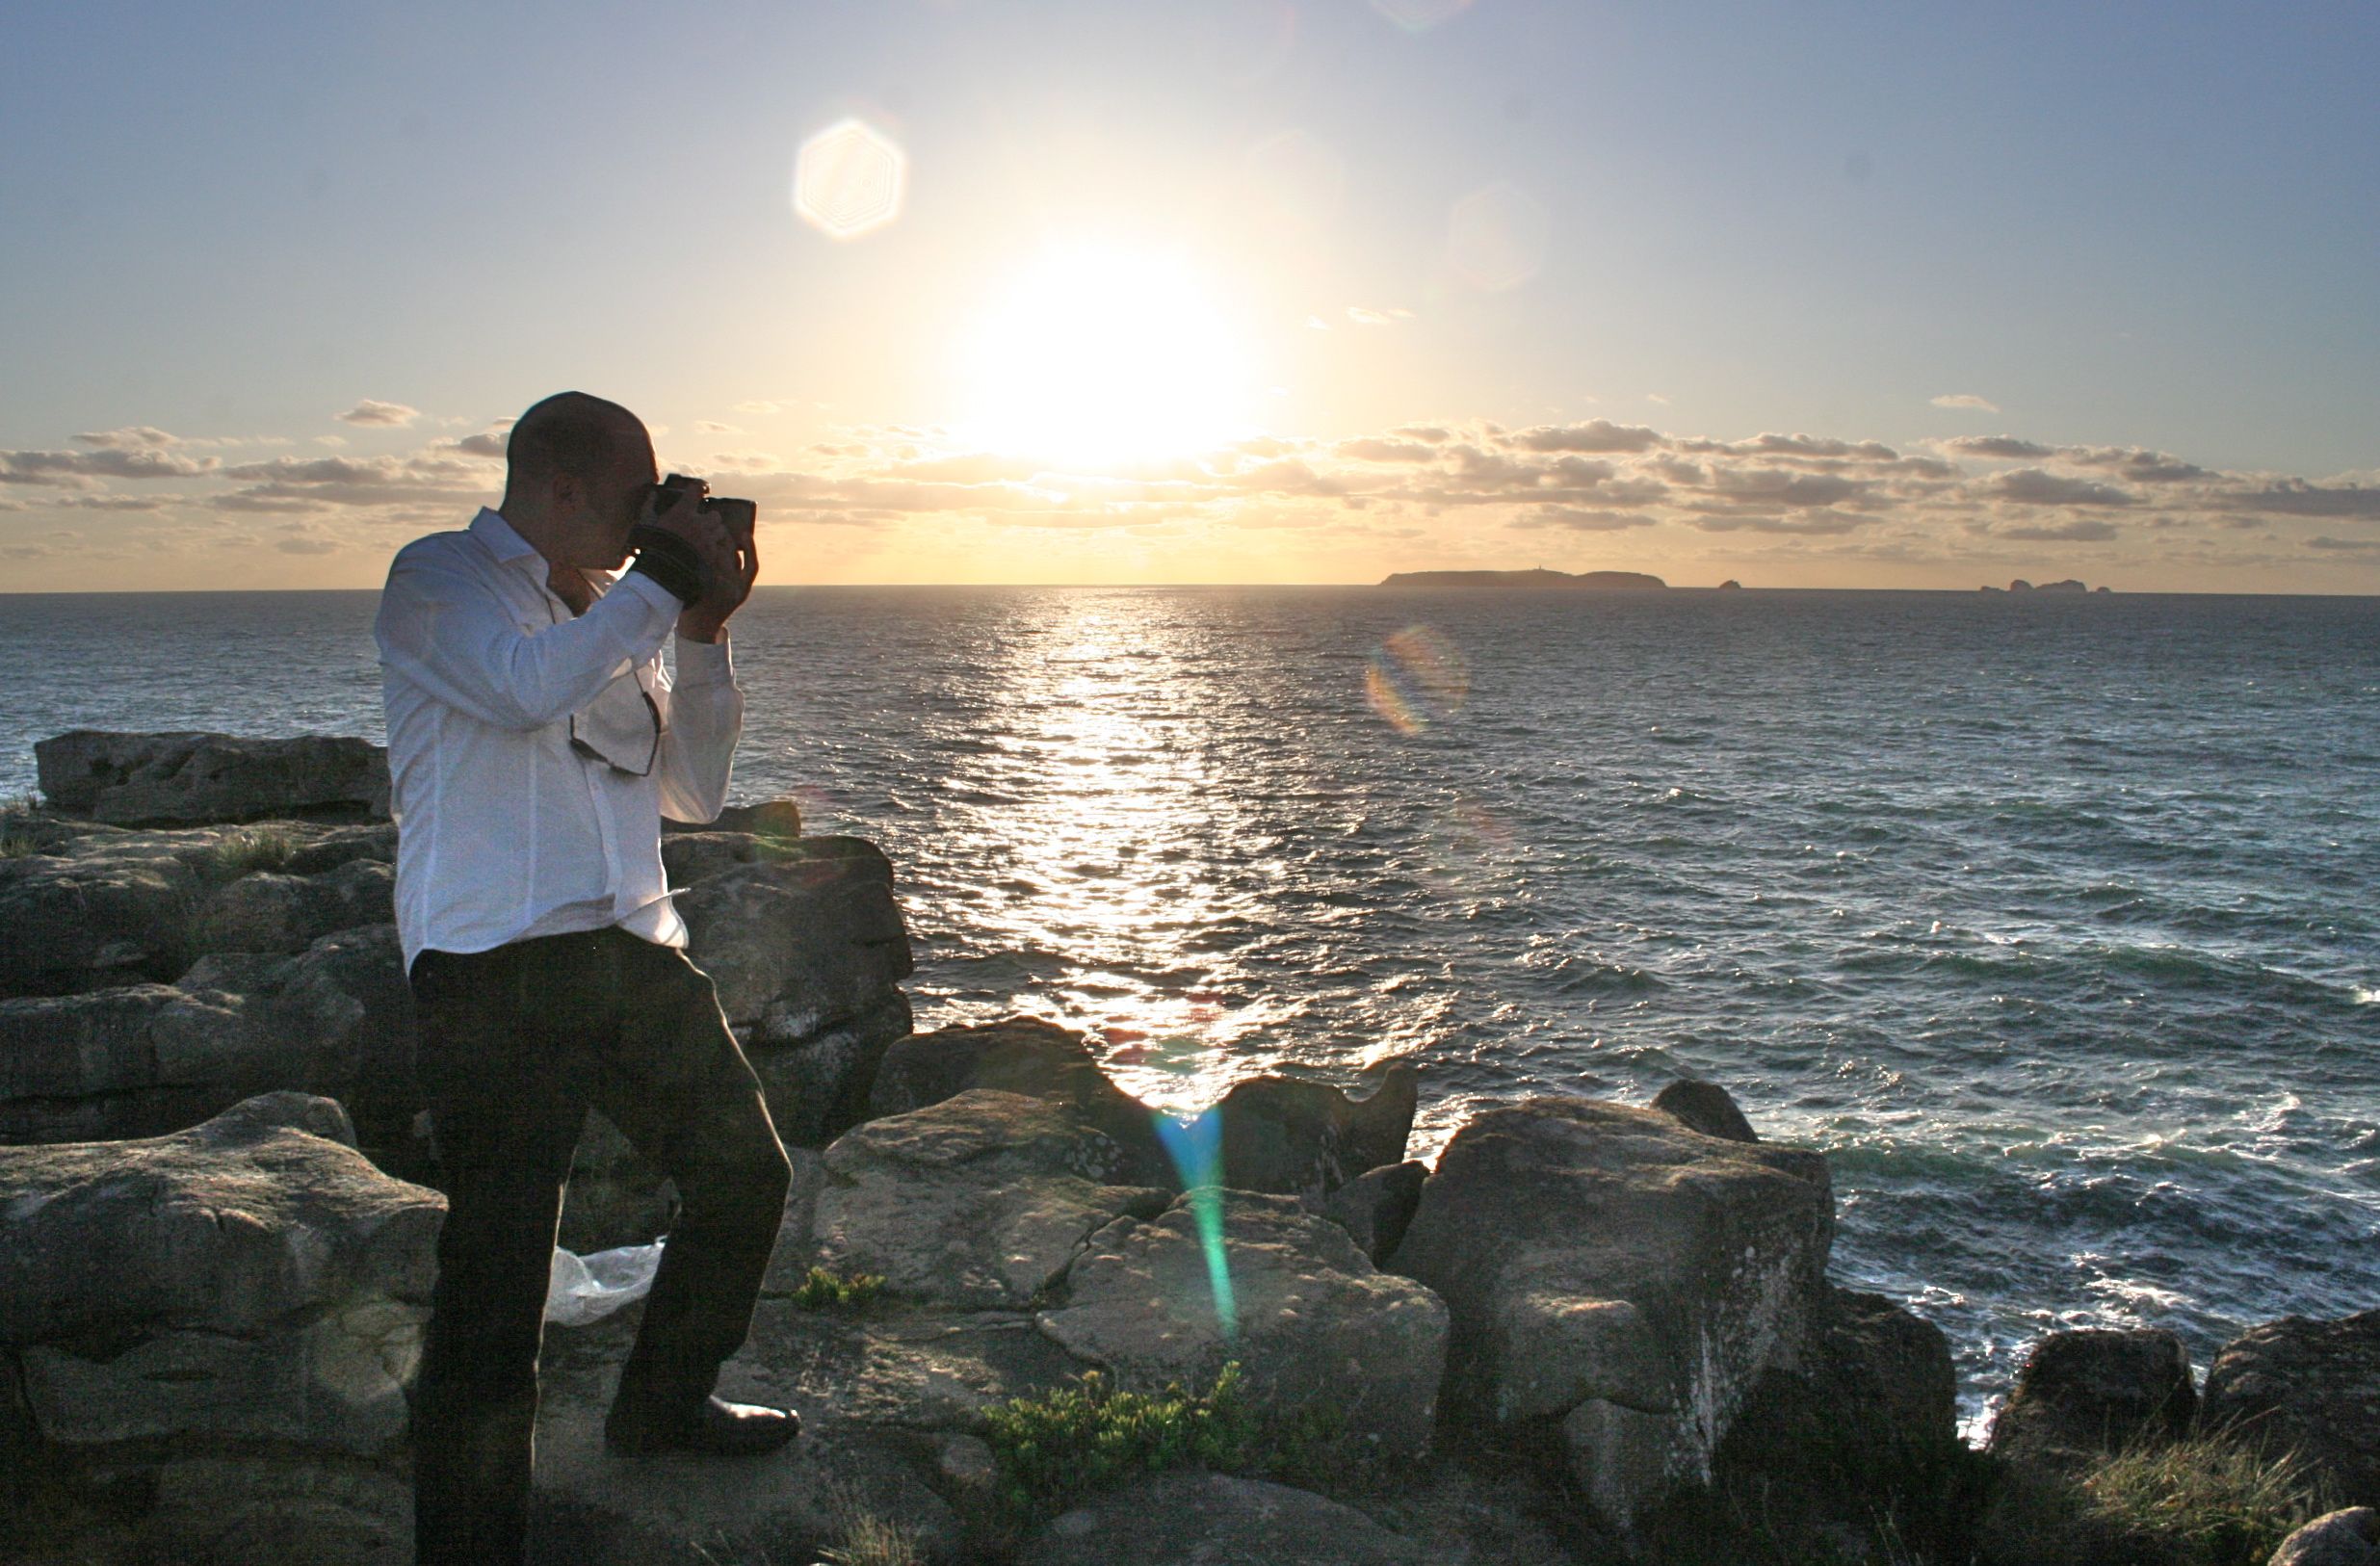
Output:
[956, 241, 1252, 465]
[794, 117, 906, 241]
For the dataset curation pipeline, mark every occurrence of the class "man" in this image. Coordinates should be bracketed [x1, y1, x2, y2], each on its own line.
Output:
[376, 392, 795, 1565]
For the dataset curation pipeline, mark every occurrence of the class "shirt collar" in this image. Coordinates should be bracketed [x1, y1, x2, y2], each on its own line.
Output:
[470, 508, 541, 565]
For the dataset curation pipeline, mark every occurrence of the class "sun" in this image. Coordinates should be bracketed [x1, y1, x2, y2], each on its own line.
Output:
[955, 239, 1252, 467]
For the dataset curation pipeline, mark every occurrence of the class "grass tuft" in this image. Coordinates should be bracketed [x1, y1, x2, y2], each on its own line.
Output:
[2073, 1431, 2331, 1566]
[984, 1364, 1258, 1529]
[817, 1479, 925, 1566]
[788, 1266, 885, 1313]
[0, 796, 44, 859]
[209, 824, 295, 875]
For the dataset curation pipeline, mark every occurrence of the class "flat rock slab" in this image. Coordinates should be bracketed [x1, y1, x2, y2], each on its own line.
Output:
[1020, 1473, 1427, 1566]
[2204, 1311, 2380, 1509]
[36, 731, 389, 825]
[1391, 1094, 1833, 1529]
[1040, 1191, 1448, 1463]
[811, 1090, 1170, 1309]
[0, 1091, 443, 1456]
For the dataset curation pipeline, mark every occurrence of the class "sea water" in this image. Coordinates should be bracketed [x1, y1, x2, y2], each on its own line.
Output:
[4, 585, 2375, 1428]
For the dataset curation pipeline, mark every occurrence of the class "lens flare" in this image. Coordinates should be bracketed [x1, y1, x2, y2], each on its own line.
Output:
[1366, 625, 1471, 734]
[1447, 179, 1549, 292]
[1369, 0, 1475, 32]
[1153, 1109, 1238, 1342]
[794, 117, 907, 241]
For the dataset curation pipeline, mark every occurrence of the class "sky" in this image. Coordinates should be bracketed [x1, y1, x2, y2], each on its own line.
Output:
[3, 1, 2377, 591]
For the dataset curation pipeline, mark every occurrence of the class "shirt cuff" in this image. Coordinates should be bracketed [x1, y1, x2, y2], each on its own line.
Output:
[673, 629, 736, 686]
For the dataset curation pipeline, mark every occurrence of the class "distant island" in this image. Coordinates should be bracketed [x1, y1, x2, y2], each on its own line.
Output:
[1378, 567, 1668, 589]
[1980, 579, 2112, 594]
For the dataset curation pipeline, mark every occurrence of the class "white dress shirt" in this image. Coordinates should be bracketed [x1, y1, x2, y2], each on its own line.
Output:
[375, 508, 743, 969]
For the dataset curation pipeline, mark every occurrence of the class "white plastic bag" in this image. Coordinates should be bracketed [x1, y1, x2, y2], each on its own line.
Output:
[543, 1240, 665, 1327]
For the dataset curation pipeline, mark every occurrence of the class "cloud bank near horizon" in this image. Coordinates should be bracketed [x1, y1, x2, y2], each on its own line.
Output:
[1, 403, 2374, 587]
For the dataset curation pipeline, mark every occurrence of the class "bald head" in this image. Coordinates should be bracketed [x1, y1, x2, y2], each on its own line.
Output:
[498, 392, 659, 570]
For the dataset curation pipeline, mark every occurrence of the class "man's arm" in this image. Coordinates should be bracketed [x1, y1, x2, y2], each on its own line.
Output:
[654, 636, 744, 823]
[375, 540, 683, 732]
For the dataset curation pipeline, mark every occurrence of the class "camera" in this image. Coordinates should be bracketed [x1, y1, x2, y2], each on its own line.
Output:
[625, 473, 755, 602]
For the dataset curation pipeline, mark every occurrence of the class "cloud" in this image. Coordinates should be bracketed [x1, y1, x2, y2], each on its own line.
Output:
[733, 401, 787, 415]
[1932, 394, 2001, 412]
[1996, 518, 2122, 541]
[1687, 511, 1868, 535]
[2229, 481, 2380, 518]
[0, 448, 221, 483]
[449, 432, 508, 458]
[695, 421, 741, 434]
[1946, 435, 2056, 460]
[1508, 419, 1665, 454]
[2068, 447, 2209, 483]
[314, 435, 348, 448]
[2307, 535, 2380, 551]
[1991, 469, 2138, 507]
[336, 400, 420, 427]
[1335, 438, 1443, 463]
[1508, 507, 1659, 532]
[74, 426, 180, 450]
[1345, 305, 1413, 326]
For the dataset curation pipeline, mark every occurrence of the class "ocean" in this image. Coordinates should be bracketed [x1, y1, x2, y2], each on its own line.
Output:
[3, 585, 2375, 1429]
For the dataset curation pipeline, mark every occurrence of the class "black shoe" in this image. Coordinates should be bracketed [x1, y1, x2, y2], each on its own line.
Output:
[605, 1392, 801, 1456]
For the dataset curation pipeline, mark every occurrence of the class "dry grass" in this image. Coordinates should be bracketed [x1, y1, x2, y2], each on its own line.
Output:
[207, 823, 295, 874]
[2072, 1431, 2333, 1566]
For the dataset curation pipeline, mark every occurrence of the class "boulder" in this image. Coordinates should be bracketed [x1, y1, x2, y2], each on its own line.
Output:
[809, 1090, 1170, 1310]
[0, 1091, 443, 1457]
[1210, 1062, 1420, 1199]
[2204, 1311, 2380, 1507]
[36, 731, 389, 825]
[871, 1017, 1173, 1185]
[1985, 1328, 2196, 1475]
[664, 796, 803, 841]
[261, 925, 421, 1166]
[1018, 1473, 1427, 1566]
[676, 837, 915, 1145]
[2269, 1508, 2380, 1566]
[1651, 1078, 1758, 1143]
[1039, 1191, 1448, 1464]
[1319, 1159, 1427, 1266]
[1389, 1095, 1834, 1529]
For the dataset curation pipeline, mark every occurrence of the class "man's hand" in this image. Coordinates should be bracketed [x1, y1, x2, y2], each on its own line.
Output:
[674, 507, 759, 644]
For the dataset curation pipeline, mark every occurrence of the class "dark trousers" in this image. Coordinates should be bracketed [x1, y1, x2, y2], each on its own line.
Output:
[405, 926, 792, 1566]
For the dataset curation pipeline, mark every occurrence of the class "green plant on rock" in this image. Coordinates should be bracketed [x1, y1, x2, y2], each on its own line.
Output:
[789, 1266, 885, 1313]
[209, 824, 294, 875]
[984, 1363, 1263, 1529]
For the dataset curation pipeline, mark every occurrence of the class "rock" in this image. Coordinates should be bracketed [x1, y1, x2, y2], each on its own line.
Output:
[675, 837, 916, 1145]
[1651, 1078, 1758, 1143]
[1019, 1473, 1427, 1565]
[528, 1304, 965, 1566]
[0, 836, 199, 996]
[2204, 1311, 2380, 1507]
[1040, 1191, 1448, 1463]
[0, 984, 292, 1143]
[262, 925, 421, 1166]
[1808, 1287, 1958, 1449]
[36, 731, 389, 825]
[2269, 1508, 2380, 1566]
[1211, 1062, 1420, 1199]
[190, 858, 393, 955]
[1389, 1095, 1834, 1529]
[872, 1020, 1420, 1198]
[810, 1090, 1170, 1310]
[679, 796, 804, 840]
[1320, 1159, 1427, 1266]
[659, 828, 788, 888]
[870, 1016, 1173, 1185]
[1985, 1328, 2196, 1475]
[0, 1091, 443, 1457]
[1716, 579, 1742, 590]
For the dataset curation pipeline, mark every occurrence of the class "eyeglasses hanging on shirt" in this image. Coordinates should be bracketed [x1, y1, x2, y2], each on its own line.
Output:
[544, 565, 664, 777]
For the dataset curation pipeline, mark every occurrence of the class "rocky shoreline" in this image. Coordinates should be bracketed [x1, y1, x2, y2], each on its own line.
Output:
[3, 731, 2372, 1565]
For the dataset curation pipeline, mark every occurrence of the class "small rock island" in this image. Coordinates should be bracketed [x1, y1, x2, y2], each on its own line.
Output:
[1379, 567, 1668, 589]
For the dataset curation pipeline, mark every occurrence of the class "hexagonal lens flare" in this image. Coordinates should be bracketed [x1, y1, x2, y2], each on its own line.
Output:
[794, 117, 907, 241]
